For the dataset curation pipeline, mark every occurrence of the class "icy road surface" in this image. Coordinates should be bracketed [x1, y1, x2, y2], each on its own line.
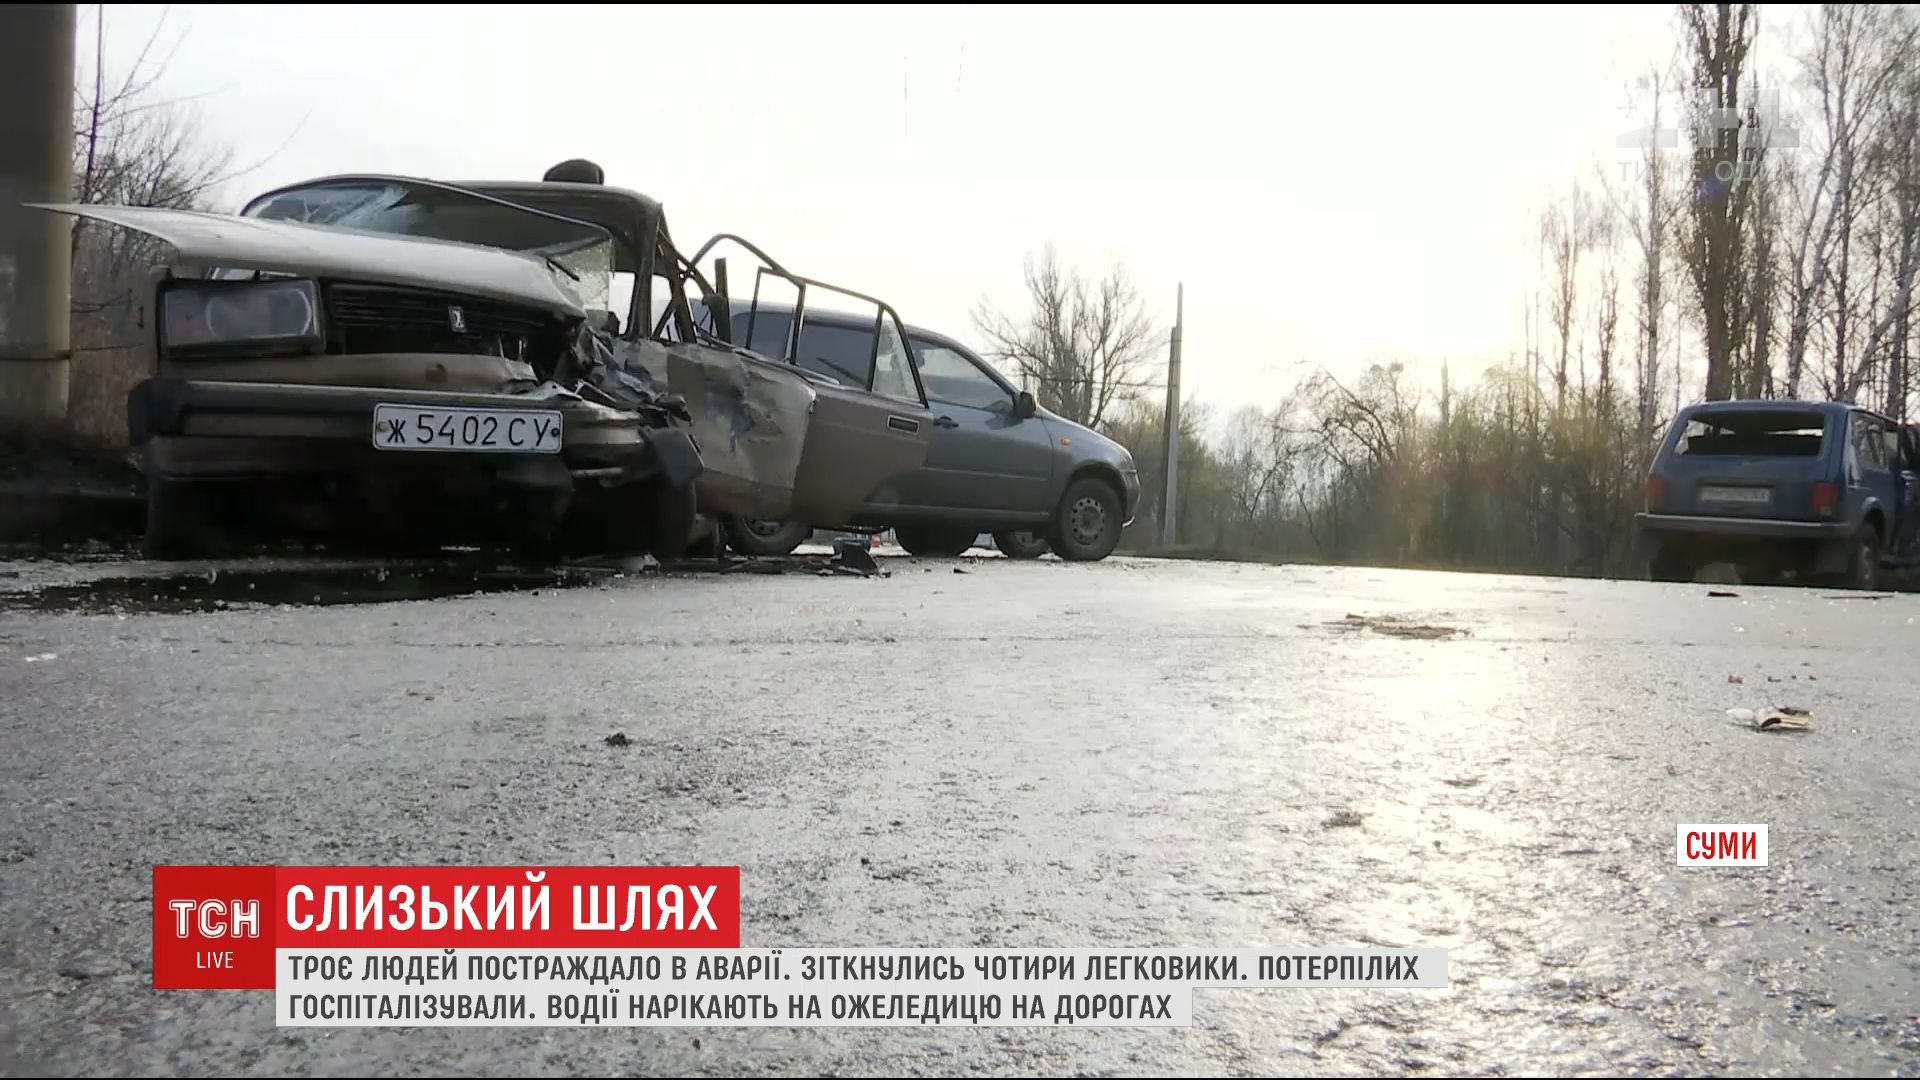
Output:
[1, 554, 1917, 1076]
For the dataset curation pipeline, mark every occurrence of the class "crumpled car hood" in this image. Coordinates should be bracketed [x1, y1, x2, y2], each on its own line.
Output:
[31, 203, 585, 318]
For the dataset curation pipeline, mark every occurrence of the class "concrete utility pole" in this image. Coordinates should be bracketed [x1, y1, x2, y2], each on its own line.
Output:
[0, 4, 77, 437]
[1159, 284, 1183, 549]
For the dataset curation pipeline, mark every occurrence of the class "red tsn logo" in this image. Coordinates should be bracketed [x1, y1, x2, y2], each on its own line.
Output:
[168, 899, 262, 939]
[153, 866, 277, 989]
[1674, 824, 1768, 866]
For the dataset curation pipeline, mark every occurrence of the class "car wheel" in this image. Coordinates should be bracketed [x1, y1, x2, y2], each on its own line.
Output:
[894, 524, 979, 558]
[1047, 477, 1122, 562]
[1841, 526, 1882, 591]
[1647, 546, 1694, 583]
[646, 479, 700, 562]
[722, 516, 810, 557]
[992, 530, 1049, 559]
[143, 474, 220, 560]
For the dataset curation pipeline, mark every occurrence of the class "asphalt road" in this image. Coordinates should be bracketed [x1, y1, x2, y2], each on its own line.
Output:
[1, 553, 1917, 1077]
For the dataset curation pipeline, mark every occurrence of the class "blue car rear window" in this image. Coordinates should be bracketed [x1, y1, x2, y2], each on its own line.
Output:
[1678, 410, 1827, 457]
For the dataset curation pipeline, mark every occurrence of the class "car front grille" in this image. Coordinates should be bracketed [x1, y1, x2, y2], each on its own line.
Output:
[324, 282, 562, 362]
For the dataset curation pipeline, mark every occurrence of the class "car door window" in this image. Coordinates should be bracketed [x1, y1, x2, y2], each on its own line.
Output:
[872, 316, 923, 406]
[909, 338, 1011, 413]
[1853, 415, 1888, 471]
[729, 310, 793, 360]
[789, 322, 875, 389]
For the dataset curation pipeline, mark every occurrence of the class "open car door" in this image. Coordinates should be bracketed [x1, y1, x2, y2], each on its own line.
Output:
[668, 237, 934, 528]
[783, 309, 932, 526]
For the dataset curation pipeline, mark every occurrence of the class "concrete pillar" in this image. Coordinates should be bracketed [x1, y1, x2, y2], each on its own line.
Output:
[0, 4, 77, 437]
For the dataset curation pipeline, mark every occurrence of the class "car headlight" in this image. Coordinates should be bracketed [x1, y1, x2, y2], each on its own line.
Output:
[161, 279, 321, 356]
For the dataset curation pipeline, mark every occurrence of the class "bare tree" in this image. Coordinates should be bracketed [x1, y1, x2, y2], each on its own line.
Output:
[1675, 2, 1763, 401]
[1876, 38, 1920, 418]
[71, 8, 236, 268]
[1740, 117, 1780, 399]
[1540, 186, 1611, 413]
[67, 6, 249, 331]
[972, 245, 1158, 431]
[1594, 261, 1622, 410]
[63, 6, 263, 447]
[1773, 4, 1919, 400]
[1836, 7, 1920, 407]
[1601, 66, 1683, 453]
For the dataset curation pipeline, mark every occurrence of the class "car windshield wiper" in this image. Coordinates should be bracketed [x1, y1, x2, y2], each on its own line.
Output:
[543, 254, 580, 282]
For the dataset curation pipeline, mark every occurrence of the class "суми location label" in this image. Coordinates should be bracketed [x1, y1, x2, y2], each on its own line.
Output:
[1675, 824, 1768, 866]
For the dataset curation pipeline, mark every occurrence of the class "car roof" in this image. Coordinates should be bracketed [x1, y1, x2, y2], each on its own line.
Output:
[696, 299, 976, 355]
[1683, 399, 1894, 423]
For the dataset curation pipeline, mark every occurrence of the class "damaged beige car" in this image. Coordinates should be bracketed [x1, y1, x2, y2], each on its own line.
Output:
[36, 175, 935, 559]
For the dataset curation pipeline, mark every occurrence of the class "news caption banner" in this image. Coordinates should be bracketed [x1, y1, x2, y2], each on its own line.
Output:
[155, 866, 1447, 1028]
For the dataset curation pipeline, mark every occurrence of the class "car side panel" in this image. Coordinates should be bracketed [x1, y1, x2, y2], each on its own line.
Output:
[917, 407, 1055, 513]
[790, 384, 932, 526]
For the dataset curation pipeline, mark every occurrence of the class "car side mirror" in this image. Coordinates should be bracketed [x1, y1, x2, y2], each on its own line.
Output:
[1013, 390, 1037, 420]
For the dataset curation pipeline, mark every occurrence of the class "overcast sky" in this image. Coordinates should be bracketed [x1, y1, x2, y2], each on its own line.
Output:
[91, 4, 1809, 415]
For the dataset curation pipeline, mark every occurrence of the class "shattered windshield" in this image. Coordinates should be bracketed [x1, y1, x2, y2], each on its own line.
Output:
[240, 180, 613, 311]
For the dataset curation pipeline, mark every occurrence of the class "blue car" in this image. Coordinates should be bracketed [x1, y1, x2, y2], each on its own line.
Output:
[1636, 400, 1920, 589]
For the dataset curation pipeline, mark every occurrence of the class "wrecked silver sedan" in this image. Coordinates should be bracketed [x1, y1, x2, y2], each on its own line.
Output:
[43, 181, 699, 559]
[38, 174, 936, 560]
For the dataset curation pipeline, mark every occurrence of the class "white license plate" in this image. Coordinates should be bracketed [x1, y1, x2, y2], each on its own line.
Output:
[372, 404, 563, 454]
[1700, 485, 1772, 504]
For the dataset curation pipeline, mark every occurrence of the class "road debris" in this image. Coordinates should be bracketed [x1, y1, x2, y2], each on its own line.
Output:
[23, 652, 56, 662]
[1329, 613, 1467, 640]
[1726, 706, 1814, 733]
[1707, 590, 1740, 598]
[0, 562, 609, 614]
[1324, 809, 1368, 829]
[831, 541, 880, 576]
[1756, 706, 1814, 732]
[603, 732, 632, 748]
[1727, 674, 1744, 684]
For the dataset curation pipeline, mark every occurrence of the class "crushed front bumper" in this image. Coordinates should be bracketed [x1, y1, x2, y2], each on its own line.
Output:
[130, 377, 700, 490]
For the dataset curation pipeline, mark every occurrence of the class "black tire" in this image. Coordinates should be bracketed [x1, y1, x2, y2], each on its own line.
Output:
[894, 524, 979, 558]
[992, 529, 1050, 559]
[646, 480, 700, 563]
[721, 515, 810, 557]
[1648, 546, 1694, 583]
[1840, 526, 1882, 591]
[552, 478, 695, 564]
[1046, 477, 1122, 562]
[142, 474, 220, 560]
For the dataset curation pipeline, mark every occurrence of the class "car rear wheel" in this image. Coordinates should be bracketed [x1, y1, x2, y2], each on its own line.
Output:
[992, 530, 1050, 559]
[894, 524, 979, 558]
[1839, 526, 1882, 591]
[722, 516, 810, 557]
[1047, 477, 1122, 562]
